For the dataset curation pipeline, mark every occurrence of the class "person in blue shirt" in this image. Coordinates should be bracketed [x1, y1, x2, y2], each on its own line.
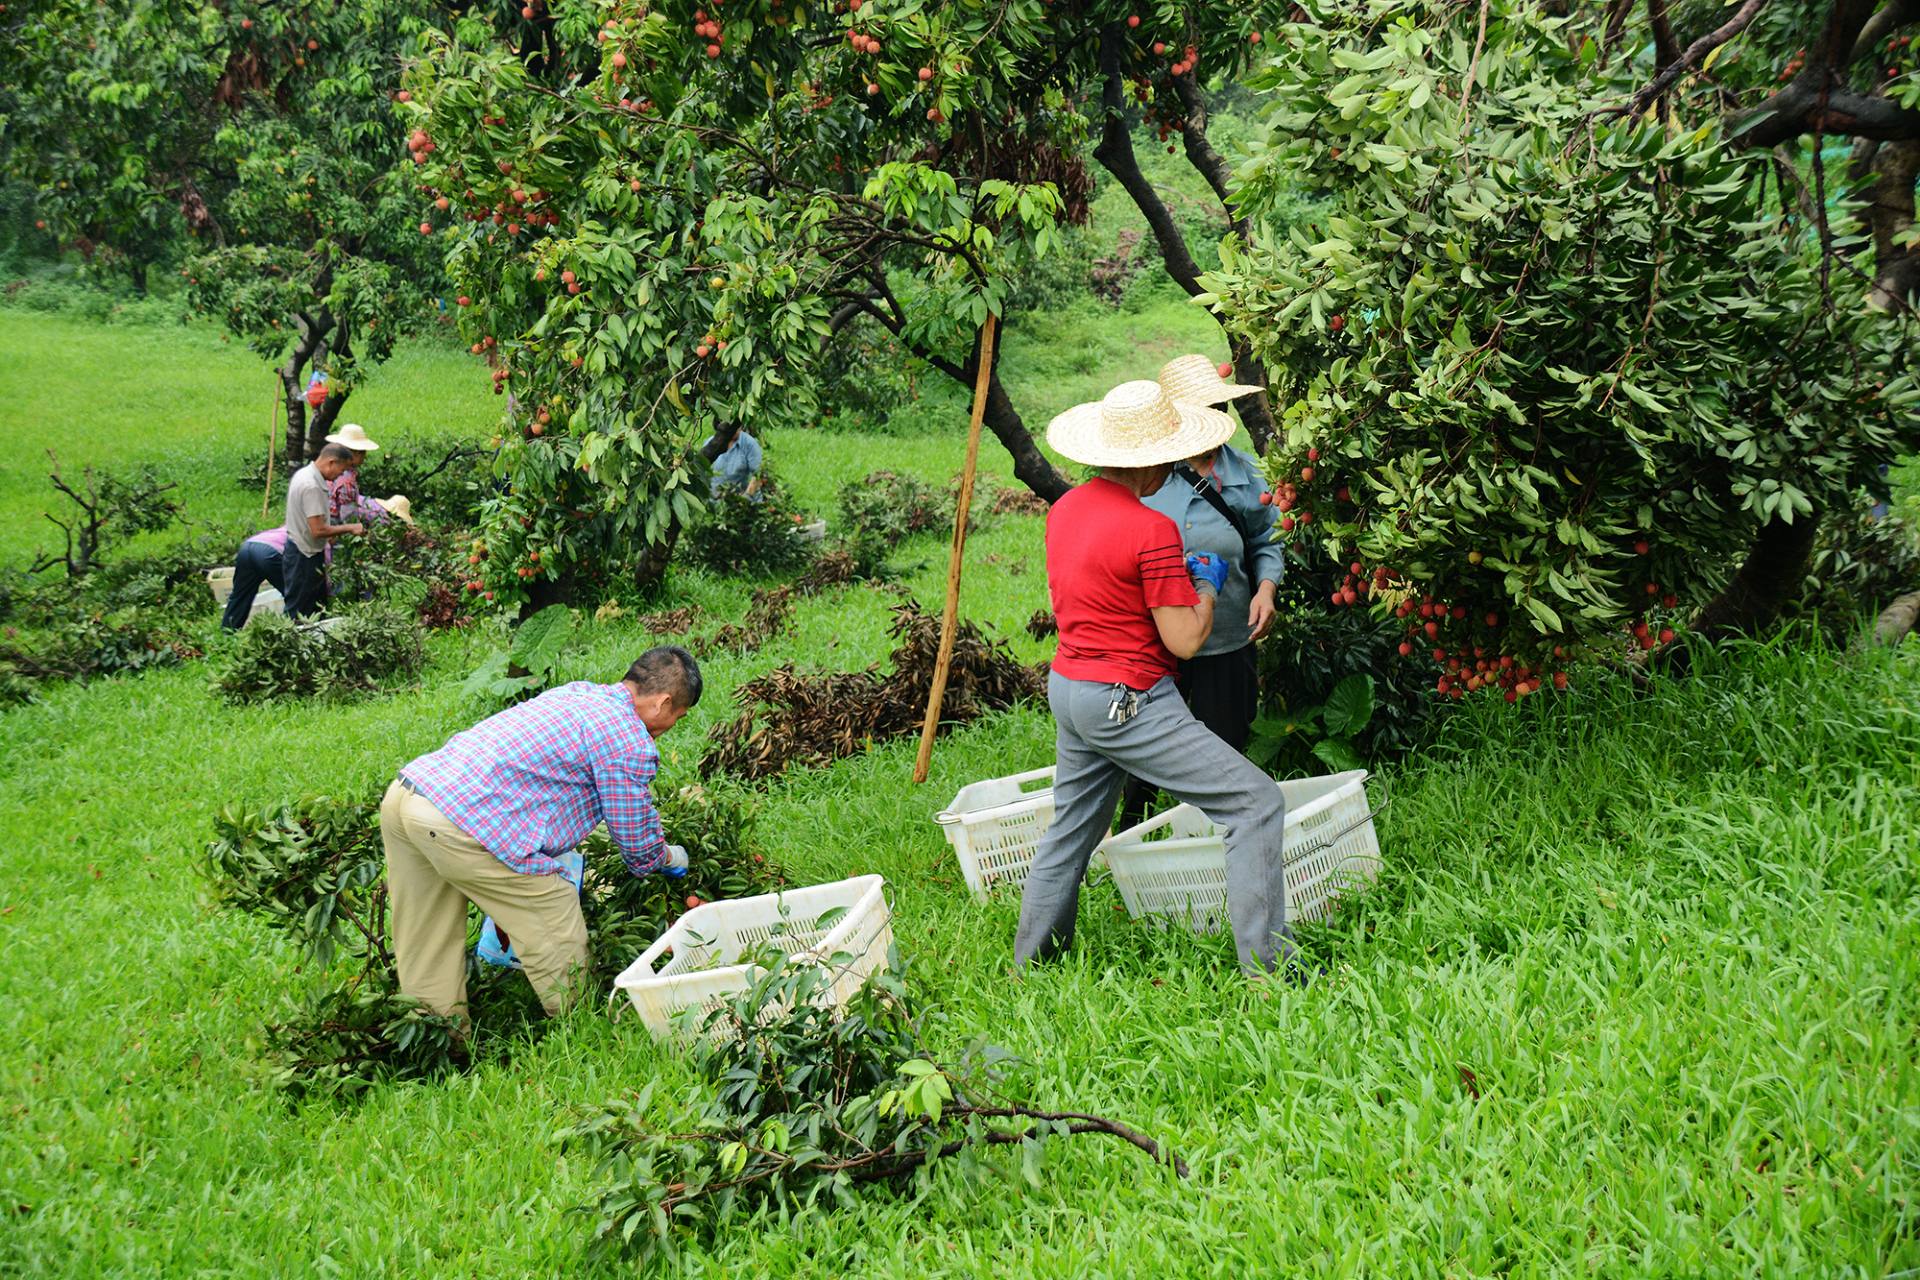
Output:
[1118, 354, 1283, 827]
[704, 425, 764, 500]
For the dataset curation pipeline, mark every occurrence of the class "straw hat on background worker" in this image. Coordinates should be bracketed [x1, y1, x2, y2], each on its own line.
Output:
[325, 423, 381, 453]
[1046, 380, 1236, 469]
[381, 494, 413, 524]
[1155, 354, 1262, 408]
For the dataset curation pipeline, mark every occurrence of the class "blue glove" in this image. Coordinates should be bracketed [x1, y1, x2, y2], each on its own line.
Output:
[661, 843, 690, 879]
[1186, 552, 1229, 597]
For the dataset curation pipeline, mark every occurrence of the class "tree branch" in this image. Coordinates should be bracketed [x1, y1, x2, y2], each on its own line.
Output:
[1612, 0, 1771, 119]
[1091, 24, 1204, 292]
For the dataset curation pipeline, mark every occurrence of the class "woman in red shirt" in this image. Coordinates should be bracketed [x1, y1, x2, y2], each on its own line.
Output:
[1016, 381, 1299, 978]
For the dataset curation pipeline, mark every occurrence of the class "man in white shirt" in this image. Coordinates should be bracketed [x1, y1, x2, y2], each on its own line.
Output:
[282, 443, 365, 619]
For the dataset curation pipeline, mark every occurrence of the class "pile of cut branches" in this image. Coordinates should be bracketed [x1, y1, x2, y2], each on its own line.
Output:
[566, 954, 1185, 1264]
[700, 603, 1045, 780]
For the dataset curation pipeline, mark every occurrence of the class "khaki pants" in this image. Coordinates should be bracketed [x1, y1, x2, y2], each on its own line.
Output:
[380, 780, 589, 1018]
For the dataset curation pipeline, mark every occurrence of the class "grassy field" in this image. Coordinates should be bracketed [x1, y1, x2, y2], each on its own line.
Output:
[1, 314, 1917, 1277]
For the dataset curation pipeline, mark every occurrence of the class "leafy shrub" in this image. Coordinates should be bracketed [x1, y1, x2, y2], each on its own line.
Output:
[460, 603, 574, 705]
[0, 608, 194, 702]
[837, 470, 950, 575]
[682, 488, 813, 577]
[213, 608, 426, 704]
[1259, 545, 1441, 766]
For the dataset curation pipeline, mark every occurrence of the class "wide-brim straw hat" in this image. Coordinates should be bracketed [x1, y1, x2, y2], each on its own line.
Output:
[325, 423, 381, 452]
[1047, 380, 1236, 469]
[1157, 353, 1263, 406]
[381, 494, 413, 523]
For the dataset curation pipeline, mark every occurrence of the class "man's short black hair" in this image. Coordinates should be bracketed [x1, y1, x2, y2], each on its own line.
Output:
[625, 645, 702, 708]
[318, 443, 358, 463]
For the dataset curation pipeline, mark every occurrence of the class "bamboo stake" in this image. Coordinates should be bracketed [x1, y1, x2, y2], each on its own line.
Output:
[913, 312, 999, 784]
[261, 385, 282, 521]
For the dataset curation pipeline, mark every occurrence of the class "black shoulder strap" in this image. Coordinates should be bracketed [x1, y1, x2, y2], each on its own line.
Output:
[1172, 463, 1259, 568]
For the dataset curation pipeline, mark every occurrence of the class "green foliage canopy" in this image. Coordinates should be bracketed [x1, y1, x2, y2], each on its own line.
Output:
[1200, 1, 1918, 687]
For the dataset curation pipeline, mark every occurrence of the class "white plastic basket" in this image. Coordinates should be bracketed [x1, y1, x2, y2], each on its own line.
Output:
[934, 767, 1061, 901]
[205, 566, 285, 620]
[613, 874, 893, 1039]
[1102, 770, 1381, 933]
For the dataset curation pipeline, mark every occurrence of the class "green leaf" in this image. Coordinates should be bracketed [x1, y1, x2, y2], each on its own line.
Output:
[1311, 738, 1365, 774]
[1319, 675, 1375, 737]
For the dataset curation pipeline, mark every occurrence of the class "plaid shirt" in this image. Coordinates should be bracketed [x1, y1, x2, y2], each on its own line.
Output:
[400, 681, 667, 877]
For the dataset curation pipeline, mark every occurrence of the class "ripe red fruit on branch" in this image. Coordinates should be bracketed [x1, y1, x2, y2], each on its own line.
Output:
[1398, 641, 1412, 656]
[1645, 582, 1659, 595]
[419, 221, 433, 235]
[1484, 612, 1498, 627]
[1279, 516, 1295, 532]
[918, 66, 933, 80]
[1259, 491, 1272, 506]
[1127, 14, 1140, 27]
[1329, 314, 1345, 331]
[1634, 539, 1650, 555]
[685, 894, 703, 909]
[1659, 628, 1675, 645]
[1299, 466, 1314, 483]
[1216, 360, 1233, 377]
[1306, 446, 1320, 461]
[1250, 30, 1262, 43]
[1155, 41, 1167, 55]
[1424, 621, 1439, 638]
[456, 295, 470, 306]
[695, 344, 711, 358]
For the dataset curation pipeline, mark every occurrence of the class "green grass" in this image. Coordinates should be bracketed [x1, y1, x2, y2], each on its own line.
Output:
[2, 320, 1918, 1277]
[0, 312, 499, 566]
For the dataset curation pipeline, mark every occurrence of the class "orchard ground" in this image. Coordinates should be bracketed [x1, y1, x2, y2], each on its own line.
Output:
[1, 313, 1917, 1276]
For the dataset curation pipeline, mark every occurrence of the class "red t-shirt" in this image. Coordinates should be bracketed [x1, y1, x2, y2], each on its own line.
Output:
[1046, 477, 1199, 689]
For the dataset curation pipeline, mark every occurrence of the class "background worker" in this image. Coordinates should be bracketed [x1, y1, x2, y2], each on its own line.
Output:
[703, 423, 764, 499]
[1015, 381, 1299, 979]
[220, 492, 410, 630]
[1118, 354, 1283, 826]
[322, 423, 383, 523]
[280, 443, 365, 620]
[380, 646, 703, 1020]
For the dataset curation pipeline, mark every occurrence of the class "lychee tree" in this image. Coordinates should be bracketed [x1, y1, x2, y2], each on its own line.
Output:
[403, 0, 1307, 607]
[0, 0, 444, 462]
[1198, 0, 1917, 698]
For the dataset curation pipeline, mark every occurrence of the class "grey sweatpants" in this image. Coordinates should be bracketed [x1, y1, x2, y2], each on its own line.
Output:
[1015, 671, 1294, 974]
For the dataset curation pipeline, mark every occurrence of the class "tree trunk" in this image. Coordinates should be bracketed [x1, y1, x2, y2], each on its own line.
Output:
[633, 520, 683, 596]
[1690, 513, 1823, 642]
[1851, 138, 1920, 309]
[1869, 588, 1920, 646]
[278, 313, 327, 463]
[1091, 23, 1280, 454]
[306, 321, 351, 458]
[918, 335, 1072, 502]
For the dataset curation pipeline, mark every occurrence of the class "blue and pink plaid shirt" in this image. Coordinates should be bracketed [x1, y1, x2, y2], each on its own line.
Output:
[400, 681, 667, 878]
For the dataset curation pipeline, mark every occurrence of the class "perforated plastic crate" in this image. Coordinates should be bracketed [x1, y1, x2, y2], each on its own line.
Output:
[1101, 770, 1380, 933]
[934, 767, 1062, 900]
[206, 566, 285, 620]
[613, 875, 892, 1039]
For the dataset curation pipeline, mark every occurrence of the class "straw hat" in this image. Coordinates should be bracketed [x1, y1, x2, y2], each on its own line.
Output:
[1156, 354, 1263, 406]
[324, 423, 381, 452]
[1047, 380, 1236, 469]
[380, 494, 413, 523]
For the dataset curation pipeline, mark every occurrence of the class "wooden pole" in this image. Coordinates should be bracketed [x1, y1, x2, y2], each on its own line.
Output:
[261, 385, 281, 521]
[913, 313, 998, 784]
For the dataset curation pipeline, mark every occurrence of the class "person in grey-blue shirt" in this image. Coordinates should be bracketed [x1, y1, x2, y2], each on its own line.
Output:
[1119, 355, 1283, 826]
[704, 426, 764, 500]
